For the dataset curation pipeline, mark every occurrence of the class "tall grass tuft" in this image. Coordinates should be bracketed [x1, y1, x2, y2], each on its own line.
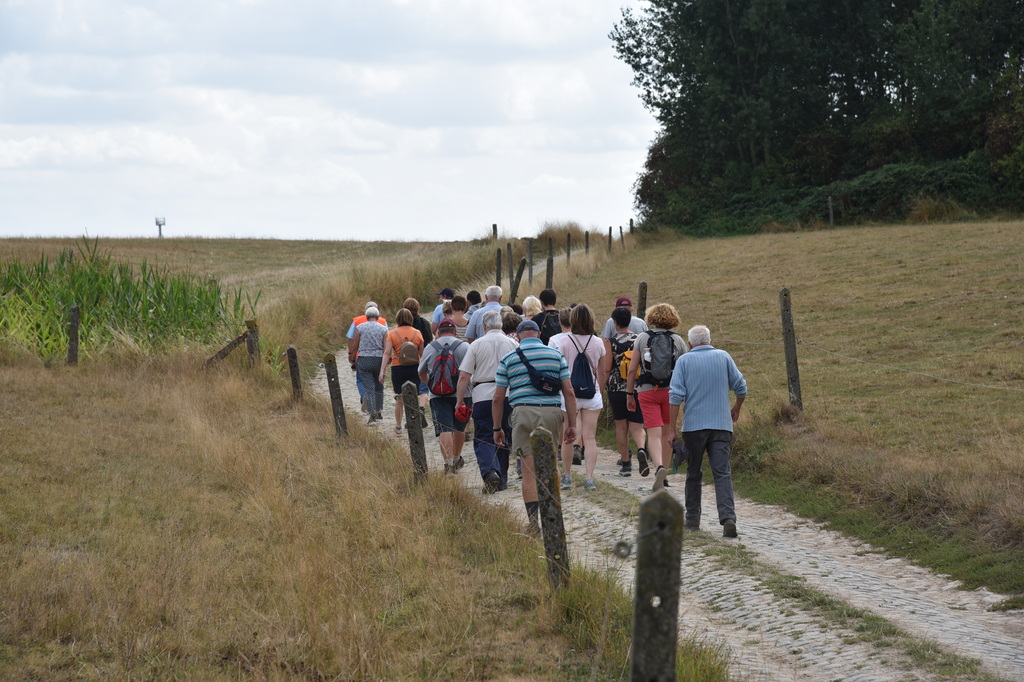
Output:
[0, 238, 252, 362]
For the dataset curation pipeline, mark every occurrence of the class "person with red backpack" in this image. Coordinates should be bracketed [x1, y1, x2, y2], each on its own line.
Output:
[625, 303, 688, 492]
[379, 308, 426, 436]
[418, 318, 470, 474]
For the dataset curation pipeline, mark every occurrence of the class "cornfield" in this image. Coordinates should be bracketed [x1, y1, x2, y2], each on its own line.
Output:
[0, 238, 256, 361]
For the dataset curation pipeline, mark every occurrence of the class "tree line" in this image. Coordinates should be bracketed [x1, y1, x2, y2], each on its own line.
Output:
[611, 0, 1024, 234]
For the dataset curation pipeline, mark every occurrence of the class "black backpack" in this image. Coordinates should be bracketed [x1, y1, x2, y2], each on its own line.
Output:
[643, 330, 678, 388]
[568, 336, 596, 399]
[535, 310, 561, 346]
[514, 347, 562, 395]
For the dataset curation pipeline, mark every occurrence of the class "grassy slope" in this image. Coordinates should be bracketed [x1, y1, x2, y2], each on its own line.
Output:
[574, 220, 1024, 598]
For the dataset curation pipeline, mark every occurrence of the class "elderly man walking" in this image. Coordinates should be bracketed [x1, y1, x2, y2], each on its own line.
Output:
[454, 310, 519, 493]
[465, 285, 503, 342]
[667, 325, 747, 538]
[493, 319, 577, 534]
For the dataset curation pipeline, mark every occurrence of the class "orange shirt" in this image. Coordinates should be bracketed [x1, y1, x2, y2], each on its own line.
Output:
[387, 326, 424, 366]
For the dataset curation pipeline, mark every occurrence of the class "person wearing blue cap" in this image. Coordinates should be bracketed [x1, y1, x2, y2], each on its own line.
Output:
[431, 287, 455, 335]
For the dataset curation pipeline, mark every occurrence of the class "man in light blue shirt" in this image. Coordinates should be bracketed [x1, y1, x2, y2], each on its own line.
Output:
[465, 285, 503, 341]
[668, 325, 747, 539]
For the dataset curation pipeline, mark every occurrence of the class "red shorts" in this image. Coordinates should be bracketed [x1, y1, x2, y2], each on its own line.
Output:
[638, 387, 671, 428]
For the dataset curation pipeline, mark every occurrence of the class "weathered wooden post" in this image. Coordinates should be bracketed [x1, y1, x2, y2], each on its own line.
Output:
[565, 233, 572, 267]
[780, 288, 803, 410]
[507, 242, 514, 285]
[508, 258, 527, 306]
[636, 281, 648, 321]
[286, 346, 302, 399]
[546, 238, 554, 290]
[402, 381, 427, 478]
[492, 223, 498, 240]
[828, 196, 835, 226]
[244, 318, 260, 366]
[531, 427, 569, 589]
[323, 353, 348, 436]
[619, 226, 625, 248]
[629, 218, 635, 234]
[608, 226, 613, 252]
[66, 304, 80, 366]
[631, 490, 684, 681]
[528, 238, 534, 286]
[495, 248, 502, 287]
[585, 231, 590, 255]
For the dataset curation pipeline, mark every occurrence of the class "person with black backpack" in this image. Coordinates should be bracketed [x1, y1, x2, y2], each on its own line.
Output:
[530, 288, 562, 346]
[550, 304, 611, 492]
[604, 305, 648, 477]
[417, 318, 470, 474]
[625, 303, 688, 492]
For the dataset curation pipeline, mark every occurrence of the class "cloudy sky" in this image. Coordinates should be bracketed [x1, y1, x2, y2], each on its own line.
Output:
[0, 0, 657, 241]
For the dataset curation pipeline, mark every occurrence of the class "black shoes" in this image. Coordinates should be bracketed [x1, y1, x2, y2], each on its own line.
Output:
[723, 520, 738, 538]
[653, 465, 668, 491]
[636, 448, 650, 477]
[618, 459, 632, 477]
[572, 444, 583, 466]
[483, 470, 501, 494]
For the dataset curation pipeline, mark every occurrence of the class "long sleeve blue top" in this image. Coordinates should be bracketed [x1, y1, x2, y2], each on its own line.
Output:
[668, 345, 747, 432]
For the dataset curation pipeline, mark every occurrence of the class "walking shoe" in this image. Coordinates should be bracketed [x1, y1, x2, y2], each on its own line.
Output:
[685, 521, 700, 531]
[483, 471, 501, 494]
[516, 457, 522, 479]
[618, 460, 632, 477]
[560, 474, 572, 490]
[444, 462, 452, 475]
[636, 448, 650, 477]
[572, 444, 583, 466]
[653, 466, 668, 491]
[454, 455, 465, 471]
[723, 521, 738, 538]
[583, 479, 596, 491]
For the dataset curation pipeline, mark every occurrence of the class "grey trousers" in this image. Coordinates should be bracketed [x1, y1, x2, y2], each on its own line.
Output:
[682, 429, 736, 526]
[356, 356, 384, 415]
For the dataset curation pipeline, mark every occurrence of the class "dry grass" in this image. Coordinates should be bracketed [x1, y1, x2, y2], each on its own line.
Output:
[571, 220, 1024, 555]
[0, 353, 638, 679]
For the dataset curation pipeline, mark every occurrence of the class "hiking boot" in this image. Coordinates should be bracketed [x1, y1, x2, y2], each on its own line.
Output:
[572, 444, 583, 466]
[454, 455, 465, 471]
[560, 474, 572, 490]
[618, 460, 632, 477]
[483, 471, 501, 494]
[723, 521, 738, 539]
[636, 448, 650, 477]
[583, 479, 596, 491]
[653, 466, 668, 491]
[685, 521, 700, 531]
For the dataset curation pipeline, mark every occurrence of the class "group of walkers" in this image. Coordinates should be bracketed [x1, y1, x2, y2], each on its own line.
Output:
[346, 285, 748, 539]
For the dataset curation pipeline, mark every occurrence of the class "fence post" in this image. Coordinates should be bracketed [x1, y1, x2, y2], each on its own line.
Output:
[323, 353, 348, 436]
[629, 218, 635, 234]
[402, 381, 427, 478]
[495, 248, 502, 287]
[546, 238, 554, 290]
[631, 490, 683, 681]
[509, 258, 527, 306]
[245, 318, 260, 366]
[531, 426, 569, 589]
[636, 281, 648, 321]
[585, 231, 590, 255]
[492, 223, 498, 240]
[507, 242, 514, 285]
[286, 346, 302, 399]
[780, 288, 803, 410]
[608, 226, 613, 253]
[66, 304, 80, 366]
[528, 238, 534, 286]
[565, 233, 571, 267]
[619, 226, 625, 248]
[828, 196, 834, 226]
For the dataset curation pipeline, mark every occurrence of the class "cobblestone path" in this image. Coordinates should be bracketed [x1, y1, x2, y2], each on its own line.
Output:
[315, 363, 1024, 681]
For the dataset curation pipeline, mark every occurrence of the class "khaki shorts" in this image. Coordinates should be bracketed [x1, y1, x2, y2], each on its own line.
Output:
[509, 404, 564, 459]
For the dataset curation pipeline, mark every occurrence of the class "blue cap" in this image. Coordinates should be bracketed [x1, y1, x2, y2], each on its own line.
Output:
[516, 319, 540, 333]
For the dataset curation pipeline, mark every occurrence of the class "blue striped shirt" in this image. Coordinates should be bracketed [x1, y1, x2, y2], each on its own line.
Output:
[668, 345, 747, 432]
[496, 337, 569, 406]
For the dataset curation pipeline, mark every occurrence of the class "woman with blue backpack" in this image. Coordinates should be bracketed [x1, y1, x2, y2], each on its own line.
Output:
[551, 303, 611, 491]
[625, 303, 688, 491]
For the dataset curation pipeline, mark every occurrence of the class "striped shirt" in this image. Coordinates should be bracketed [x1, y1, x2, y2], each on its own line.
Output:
[496, 337, 569, 406]
[668, 345, 747, 432]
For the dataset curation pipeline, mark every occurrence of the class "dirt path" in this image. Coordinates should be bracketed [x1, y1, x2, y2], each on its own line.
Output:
[313, 363, 1024, 681]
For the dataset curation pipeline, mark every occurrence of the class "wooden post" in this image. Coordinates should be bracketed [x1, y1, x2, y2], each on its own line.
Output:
[631, 490, 684, 681]
[244, 318, 260, 366]
[286, 346, 302, 399]
[619, 226, 625, 248]
[402, 381, 427, 478]
[584, 231, 590, 255]
[630, 218, 635, 234]
[507, 242, 514, 285]
[828, 196, 834, 226]
[492, 223, 498, 240]
[546, 238, 554, 290]
[780, 288, 803, 410]
[66, 305, 80, 366]
[205, 330, 247, 367]
[531, 427, 569, 589]
[323, 353, 348, 437]
[508, 258, 527, 306]
[565, 233, 571, 267]
[608, 226, 613, 252]
[495, 248, 502, 287]
[636, 281, 648, 321]
[528, 238, 534, 286]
